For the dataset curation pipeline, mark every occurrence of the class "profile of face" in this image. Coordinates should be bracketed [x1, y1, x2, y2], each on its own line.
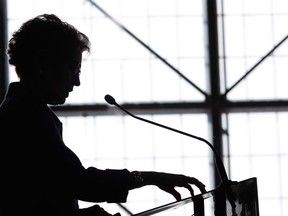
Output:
[38, 49, 83, 105]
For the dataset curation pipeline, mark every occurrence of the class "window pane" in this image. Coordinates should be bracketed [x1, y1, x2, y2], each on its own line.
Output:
[7, 0, 207, 104]
[60, 113, 212, 213]
[227, 112, 288, 216]
[221, 0, 288, 101]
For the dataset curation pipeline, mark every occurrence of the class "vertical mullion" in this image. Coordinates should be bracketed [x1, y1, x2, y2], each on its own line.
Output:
[205, 0, 225, 187]
[0, 0, 8, 103]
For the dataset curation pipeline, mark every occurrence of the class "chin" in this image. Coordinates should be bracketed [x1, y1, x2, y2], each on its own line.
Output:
[57, 98, 67, 105]
[48, 98, 66, 105]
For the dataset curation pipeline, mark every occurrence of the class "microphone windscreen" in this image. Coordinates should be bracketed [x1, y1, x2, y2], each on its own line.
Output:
[104, 94, 116, 105]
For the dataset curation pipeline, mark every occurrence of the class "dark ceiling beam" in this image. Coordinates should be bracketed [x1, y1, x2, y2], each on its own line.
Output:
[52, 99, 288, 116]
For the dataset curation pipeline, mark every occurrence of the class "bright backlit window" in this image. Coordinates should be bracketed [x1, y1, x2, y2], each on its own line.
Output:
[5, 0, 288, 215]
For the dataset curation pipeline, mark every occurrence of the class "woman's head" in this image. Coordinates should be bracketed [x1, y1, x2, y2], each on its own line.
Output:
[7, 14, 90, 82]
[7, 14, 91, 105]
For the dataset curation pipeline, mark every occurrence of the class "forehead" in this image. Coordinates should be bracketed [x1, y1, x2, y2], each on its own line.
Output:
[60, 49, 82, 69]
[65, 48, 82, 62]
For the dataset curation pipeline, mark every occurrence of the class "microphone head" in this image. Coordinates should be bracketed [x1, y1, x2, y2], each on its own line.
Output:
[104, 94, 116, 105]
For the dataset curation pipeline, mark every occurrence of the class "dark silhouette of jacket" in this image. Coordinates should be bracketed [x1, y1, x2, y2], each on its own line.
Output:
[0, 82, 130, 216]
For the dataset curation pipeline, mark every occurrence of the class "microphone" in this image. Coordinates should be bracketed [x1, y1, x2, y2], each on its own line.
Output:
[105, 94, 238, 215]
[104, 94, 229, 184]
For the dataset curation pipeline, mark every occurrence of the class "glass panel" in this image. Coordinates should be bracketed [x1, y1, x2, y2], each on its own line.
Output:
[221, 0, 288, 101]
[7, 0, 207, 104]
[221, 1, 288, 215]
[60, 113, 211, 214]
[7, 1, 288, 216]
[227, 112, 288, 216]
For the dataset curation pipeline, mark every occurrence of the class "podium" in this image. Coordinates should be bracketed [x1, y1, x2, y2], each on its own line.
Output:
[133, 177, 259, 216]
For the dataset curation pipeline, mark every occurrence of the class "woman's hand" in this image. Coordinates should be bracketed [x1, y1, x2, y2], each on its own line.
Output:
[76, 205, 121, 216]
[141, 171, 206, 201]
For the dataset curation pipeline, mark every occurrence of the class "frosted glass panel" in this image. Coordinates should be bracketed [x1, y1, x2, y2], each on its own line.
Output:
[228, 112, 288, 216]
[61, 114, 211, 214]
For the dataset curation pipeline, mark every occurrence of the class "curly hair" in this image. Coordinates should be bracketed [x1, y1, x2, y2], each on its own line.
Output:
[7, 14, 91, 80]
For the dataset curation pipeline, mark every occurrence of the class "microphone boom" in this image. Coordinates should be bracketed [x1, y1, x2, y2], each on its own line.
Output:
[104, 94, 229, 184]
